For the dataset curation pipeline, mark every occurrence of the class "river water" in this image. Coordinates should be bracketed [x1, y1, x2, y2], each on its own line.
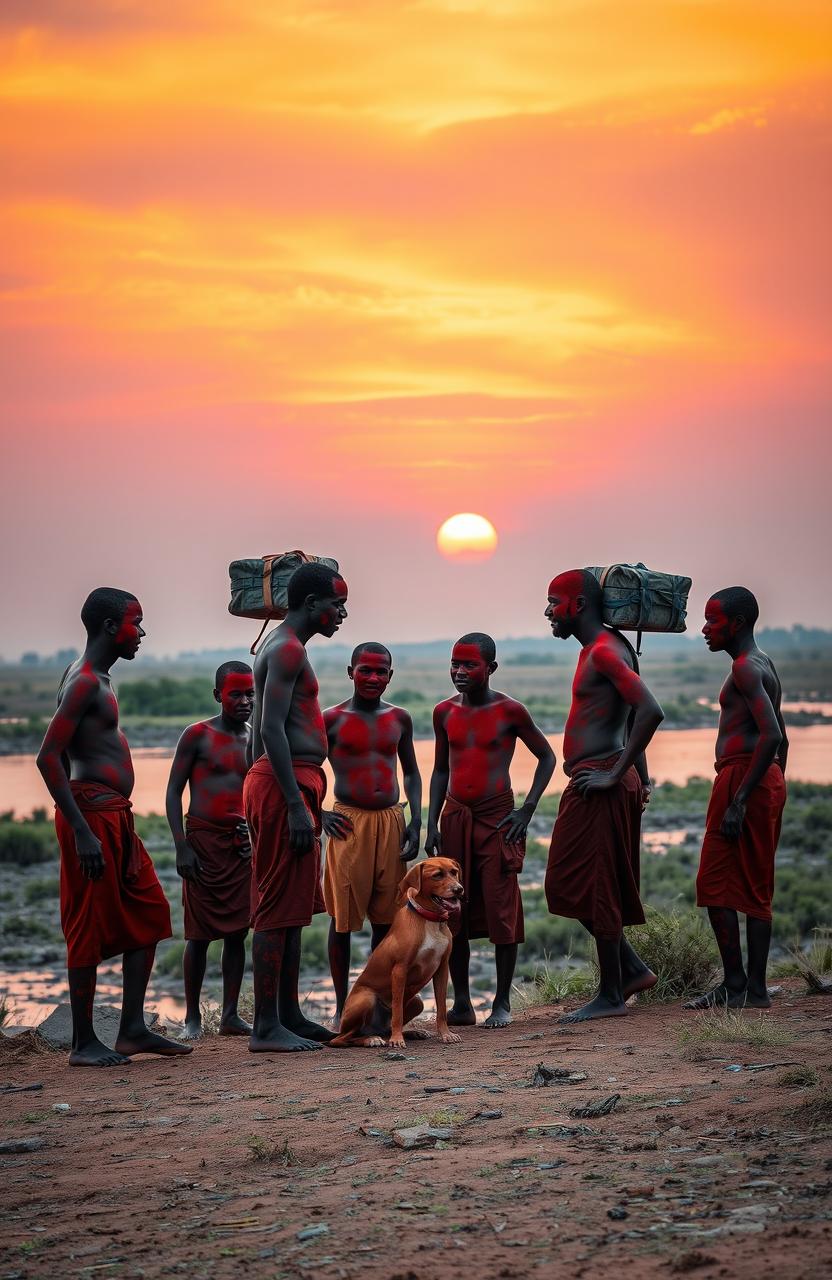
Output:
[2, 725, 831, 816]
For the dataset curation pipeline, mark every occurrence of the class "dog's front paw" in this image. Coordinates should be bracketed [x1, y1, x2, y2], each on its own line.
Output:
[366, 1036, 386, 1047]
[387, 1035, 406, 1049]
[438, 1030, 461, 1044]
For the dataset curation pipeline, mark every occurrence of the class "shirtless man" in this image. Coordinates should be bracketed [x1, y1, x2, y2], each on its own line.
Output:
[36, 588, 190, 1066]
[166, 661, 254, 1039]
[687, 588, 787, 1009]
[322, 642, 422, 1027]
[426, 633, 556, 1028]
[544, 570, 664, 1022]
[244, 562, 348, 1052]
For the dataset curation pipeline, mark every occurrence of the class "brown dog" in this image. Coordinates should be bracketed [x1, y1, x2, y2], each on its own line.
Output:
[329, 857, 464, 1048]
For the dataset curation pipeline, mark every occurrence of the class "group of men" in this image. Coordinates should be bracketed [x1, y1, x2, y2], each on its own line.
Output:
[36, 563, 788, 1066]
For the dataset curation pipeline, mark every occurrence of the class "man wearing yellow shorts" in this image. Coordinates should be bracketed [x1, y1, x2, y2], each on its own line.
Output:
[322, 644, 421, 1028]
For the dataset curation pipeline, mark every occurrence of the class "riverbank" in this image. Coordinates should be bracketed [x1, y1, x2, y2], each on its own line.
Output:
[2, 988, 831, 1279]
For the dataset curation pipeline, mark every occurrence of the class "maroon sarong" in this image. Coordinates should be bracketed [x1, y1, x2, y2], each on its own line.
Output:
[696, 754, 786, 921]
[545, 756, 644, 940]
[440, 789, 524, 945]
[182, 814, 252, 941]
[56, 782, 172, 968]
[244, 756, 326, 931]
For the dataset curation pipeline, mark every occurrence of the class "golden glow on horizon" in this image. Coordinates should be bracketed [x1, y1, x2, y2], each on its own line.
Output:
[437, 513, 498, 562]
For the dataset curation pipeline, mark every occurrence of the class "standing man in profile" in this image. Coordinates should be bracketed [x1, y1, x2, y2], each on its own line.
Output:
[687, 588, 787, 1009]
[544, 570, 664, 1023]
[37, 588, 190, 1066]
[244, 562, 348, 1052]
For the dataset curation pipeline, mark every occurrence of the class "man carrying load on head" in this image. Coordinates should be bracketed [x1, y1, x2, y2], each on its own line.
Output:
[544, 570, 664, 1023]
[245, 562, 348, 1052]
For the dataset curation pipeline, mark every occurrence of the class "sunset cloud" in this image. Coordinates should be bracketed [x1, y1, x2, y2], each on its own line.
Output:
[0, 1, 830, 653]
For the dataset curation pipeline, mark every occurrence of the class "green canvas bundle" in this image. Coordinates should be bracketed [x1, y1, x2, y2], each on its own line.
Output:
[585, 561, 691, 653]
[228, 550, 340, 651]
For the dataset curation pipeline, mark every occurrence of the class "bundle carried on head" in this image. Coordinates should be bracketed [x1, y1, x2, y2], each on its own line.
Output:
[585, 562, 691, 655]
[228, 550, 340, 652]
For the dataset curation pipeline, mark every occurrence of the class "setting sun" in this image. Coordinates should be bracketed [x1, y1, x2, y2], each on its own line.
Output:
[436, 513, 498, 563]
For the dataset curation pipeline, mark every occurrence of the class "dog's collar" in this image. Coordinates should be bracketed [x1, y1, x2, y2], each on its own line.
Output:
[406, 892, 449, 923]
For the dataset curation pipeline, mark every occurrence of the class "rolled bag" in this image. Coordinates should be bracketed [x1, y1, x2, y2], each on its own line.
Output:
[585, 562, 691, 653]
[228, 550, 340, 653]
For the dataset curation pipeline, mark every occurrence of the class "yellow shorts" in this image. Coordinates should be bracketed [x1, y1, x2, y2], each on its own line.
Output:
[323, 802, 406, 932]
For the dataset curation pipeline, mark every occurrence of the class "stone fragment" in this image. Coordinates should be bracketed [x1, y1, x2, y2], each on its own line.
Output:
[392, 1125, 453, 1149]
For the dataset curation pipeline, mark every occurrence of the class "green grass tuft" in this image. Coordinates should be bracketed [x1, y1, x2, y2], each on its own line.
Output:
[625, 908, 719, 1003]
[678, 1008, 793, 1050]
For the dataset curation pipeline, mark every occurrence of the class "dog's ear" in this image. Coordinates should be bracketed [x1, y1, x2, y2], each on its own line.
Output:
[397, 860, 424, 905]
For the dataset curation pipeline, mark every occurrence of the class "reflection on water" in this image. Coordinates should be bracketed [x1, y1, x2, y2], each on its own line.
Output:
[4, 725, 832, 818]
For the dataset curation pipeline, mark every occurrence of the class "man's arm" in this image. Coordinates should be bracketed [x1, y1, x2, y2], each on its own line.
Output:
[260, 640, 315, 853]
[425, 705, 450, 855]
[320, 707, 353, 840]
[397, 711, 422, 860]
[498, 707, 556, 842]
[720, 659, 783, 838]
[36, 673, 104, 880]
[571, 648, 664, 795]
[165, 725, 203, 881]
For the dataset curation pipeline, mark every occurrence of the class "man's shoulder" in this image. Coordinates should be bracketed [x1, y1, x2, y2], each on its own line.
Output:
[58, 661, 102, 703]
[434, 695, 460, 717]
[323, 700, 351, 725]
[588, 629, 635, 669]
[263, 628, 307, 672]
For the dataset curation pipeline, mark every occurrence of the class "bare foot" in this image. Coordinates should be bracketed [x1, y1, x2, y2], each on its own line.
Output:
[447, 1003, 477, 1027]
[743, 989, 772, 1009]
[683, 984, 747, 1010]
[219, 1014, 253, 1036]
[623, 970, 658, 1000]
[483, 1004, 512, 1028]
[69, 1038, 132, 1068]
[558, 995, 628, 1024]
[115, 1029, 193, 1057]
[181, 1019, 204, 1041]
[249, 1024, 322, 1053]
[282, 1015, 336, 1043]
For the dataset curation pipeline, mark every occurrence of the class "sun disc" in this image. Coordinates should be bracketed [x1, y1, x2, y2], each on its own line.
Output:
[437, 512, 498, 562]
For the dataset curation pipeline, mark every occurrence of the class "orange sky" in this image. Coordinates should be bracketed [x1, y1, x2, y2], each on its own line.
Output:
[1, 1, 830, 656]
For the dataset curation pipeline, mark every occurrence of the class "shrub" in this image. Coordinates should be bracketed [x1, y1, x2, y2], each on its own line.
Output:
[0, 821, 56, 866]
[23, 876, 59, 904]
[678, 1009, 793, 1050]
[625, 908, 719, 1003]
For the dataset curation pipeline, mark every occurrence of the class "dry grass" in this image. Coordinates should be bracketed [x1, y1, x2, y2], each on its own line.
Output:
[775, 1066, 819, 1089]
[245, 1134, 298, 1165]
[787, 1089, 832, 1129]
[678, 1008, 793, 1050]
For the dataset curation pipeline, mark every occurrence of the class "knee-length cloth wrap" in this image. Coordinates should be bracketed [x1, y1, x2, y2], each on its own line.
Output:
[696, 754, 786, 921]
[323, 802, 406, 933]
[55, 781, 172, 968]
[545, 756, 645, 940]
[439, 789, 524, 945]
[244, 755, 326, 931]
[182, 814, 252, 941]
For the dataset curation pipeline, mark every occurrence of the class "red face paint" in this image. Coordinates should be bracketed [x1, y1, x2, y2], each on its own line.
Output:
[545, 572, 584, 640]
[114, 600, 145, 659]
[450, 643, 492, 693]
[216, 672, 255, 723]
[350, 650, 392, 701]
[703, 598, 734, 652]
[315, 577, 349, 638]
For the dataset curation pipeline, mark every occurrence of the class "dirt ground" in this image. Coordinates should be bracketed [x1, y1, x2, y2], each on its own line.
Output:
[2, 985, 831, 1280]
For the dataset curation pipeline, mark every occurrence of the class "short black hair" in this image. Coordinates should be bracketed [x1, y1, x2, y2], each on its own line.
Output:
[80, 588, 139, 636]
[351, 642, 392, 666]
[215, 660, 252, 690]
[456, 632, 496, 662]
[286, 563, 344, 610]
[711, 586, 760, 628]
